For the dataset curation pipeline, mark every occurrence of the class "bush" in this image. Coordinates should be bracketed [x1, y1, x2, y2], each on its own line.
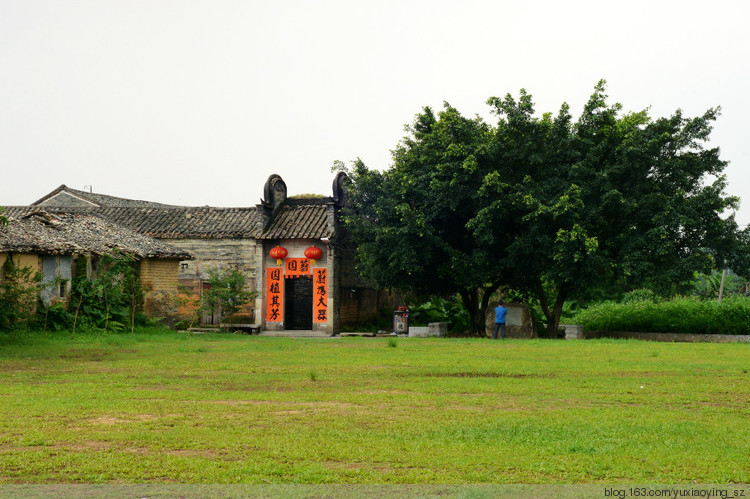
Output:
[575, 296, 750, 335]
[409, 297, 469, 332]
[622, 288, 656, 303]
[199, 267, 257, 324]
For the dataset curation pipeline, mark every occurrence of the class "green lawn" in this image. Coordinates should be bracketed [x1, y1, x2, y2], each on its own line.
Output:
[0, 330, 748, 484]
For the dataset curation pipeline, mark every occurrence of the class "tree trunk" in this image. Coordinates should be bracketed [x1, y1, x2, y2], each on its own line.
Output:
[535, 277, 571, 338]
[460, 283, 501, 337]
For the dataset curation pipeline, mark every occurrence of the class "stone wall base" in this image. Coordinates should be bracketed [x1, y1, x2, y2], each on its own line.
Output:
[581, 330, 750, 343]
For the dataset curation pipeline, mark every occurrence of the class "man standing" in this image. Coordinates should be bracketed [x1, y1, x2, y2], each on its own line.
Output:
[493, 300, 507, 339]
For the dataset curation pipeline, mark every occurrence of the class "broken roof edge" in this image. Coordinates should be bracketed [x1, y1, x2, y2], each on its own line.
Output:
[0, 212, 193, 261]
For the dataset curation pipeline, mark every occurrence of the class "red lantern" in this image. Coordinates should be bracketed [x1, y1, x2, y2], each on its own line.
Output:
[304, 246, 323, 266]
[270, 246, 288, 265]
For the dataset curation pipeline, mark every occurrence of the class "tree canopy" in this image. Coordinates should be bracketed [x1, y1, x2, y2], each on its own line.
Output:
[340, 81, 748, 336]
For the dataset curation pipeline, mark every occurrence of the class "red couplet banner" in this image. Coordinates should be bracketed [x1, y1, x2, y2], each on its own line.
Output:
[285, 258, 311, 278]
[313, 268, 328, 323]
[265, 267, 283, 323]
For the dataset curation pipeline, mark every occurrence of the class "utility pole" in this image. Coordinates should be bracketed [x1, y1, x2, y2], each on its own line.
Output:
[717, 269, 727, 304]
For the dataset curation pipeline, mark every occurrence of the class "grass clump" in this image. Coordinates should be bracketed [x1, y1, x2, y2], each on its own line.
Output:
[576, 296, 750, 335]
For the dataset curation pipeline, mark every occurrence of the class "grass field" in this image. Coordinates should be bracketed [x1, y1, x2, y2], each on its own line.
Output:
[0, 330, 748, 484]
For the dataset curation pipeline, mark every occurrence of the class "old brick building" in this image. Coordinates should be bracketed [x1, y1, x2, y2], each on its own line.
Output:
[0, 211, 191, 317]
[8, 174, 396, 333]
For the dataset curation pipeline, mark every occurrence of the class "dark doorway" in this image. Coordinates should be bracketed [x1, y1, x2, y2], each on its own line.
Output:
[284, 276, 313, 329]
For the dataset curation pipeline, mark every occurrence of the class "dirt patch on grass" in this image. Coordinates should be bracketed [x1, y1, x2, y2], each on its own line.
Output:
[88, 414, 158, 425]
[206, 399, 275, 406]
[60, 441, 112, 452]
[166, 448, 220, 458]
[423, 372, 546, 379]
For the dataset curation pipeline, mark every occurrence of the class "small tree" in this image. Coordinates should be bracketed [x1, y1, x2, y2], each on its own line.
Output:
[199, 267, 256, 324]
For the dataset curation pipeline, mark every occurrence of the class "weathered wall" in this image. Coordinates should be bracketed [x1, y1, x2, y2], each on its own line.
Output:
[338, 287, 401, 326]
[162, 238, 260, 291]
[140, 258, 181, 320]
[0, 252, 42, 317]
[162, 238, 261, 323]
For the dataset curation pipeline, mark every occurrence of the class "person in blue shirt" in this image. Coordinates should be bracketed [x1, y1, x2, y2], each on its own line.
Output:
[493, 300, 507, 339]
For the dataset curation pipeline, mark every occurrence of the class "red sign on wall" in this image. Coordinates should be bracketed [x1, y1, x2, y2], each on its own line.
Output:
[285, 258, 311, 278]
[265, 267, 283, 323]
[313, 268, 328, 323]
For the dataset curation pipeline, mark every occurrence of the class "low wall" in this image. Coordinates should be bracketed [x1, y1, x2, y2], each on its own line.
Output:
[581, 330, 750, 343]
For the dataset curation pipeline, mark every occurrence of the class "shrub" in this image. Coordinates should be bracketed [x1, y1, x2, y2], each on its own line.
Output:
[409, 297, 469, 332]
[575, 296, 750, 335]
[199, 267, 257, 324]
[66, 252, 145, 335]
[622, 288, 656, 303]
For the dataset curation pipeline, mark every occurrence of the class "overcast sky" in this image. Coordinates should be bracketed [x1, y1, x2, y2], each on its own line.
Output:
[2, 1, 749, 224]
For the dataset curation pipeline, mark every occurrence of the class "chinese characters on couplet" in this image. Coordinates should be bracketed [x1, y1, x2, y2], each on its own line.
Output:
[265, 267, 283, 323]
[313, 268, 328, 323]
[285, 258, 310, 278]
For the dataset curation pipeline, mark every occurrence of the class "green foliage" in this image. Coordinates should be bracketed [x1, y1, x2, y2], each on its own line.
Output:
[576, 296, 750, 335]
[200, 267, 257, 323]
[387, 337, 398, 348]
[0, 256, 42, 331]
[0, 206, 7, 226]
[408, 297, 470, 332]
[691, 271, 749, 299]
[222, 313, 254, 325]
[342, 80, 746, 337]
[622, 289, 657, 304]
[289, 193, 326, 199]
[39, 302, 74, 332]
[68, 252, 143, 334]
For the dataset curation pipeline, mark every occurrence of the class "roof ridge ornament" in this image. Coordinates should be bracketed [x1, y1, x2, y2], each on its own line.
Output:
[332, 171, 350, 207]
[262, 174, 287, 211]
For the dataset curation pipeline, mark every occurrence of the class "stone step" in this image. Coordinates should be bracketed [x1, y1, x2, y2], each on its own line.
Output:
[187, 327, 221, 334]
[259, 330, 332, 338]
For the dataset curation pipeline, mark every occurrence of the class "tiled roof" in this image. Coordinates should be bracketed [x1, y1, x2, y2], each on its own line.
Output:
[5, 206, 259, 239]
[12, 185, 336, 240]
[0, 212, 191, 260]
[261, 198, 334, 239]
[33, 184, 178, 208]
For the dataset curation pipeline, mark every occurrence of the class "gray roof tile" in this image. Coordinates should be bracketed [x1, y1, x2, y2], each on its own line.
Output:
[0, 212, 191, 259]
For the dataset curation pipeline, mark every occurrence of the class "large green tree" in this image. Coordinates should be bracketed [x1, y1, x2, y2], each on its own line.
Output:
[341, 81, 747, 336]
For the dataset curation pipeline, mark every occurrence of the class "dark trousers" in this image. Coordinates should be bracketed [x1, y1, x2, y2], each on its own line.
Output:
[493, 322, 506, 339]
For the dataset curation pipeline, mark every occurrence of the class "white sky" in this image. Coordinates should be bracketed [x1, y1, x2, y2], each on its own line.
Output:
[2, 1, 749, 223]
